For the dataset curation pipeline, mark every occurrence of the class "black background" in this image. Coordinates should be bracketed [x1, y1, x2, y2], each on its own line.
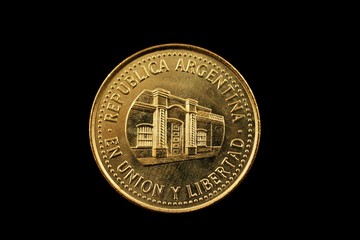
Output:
[7, 6, 347, 237]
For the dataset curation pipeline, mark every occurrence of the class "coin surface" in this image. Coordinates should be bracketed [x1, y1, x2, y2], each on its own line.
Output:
[89, 43, 261, 213]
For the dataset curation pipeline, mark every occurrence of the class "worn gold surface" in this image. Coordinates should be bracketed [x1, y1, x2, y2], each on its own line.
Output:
[89, 43, 261, 213]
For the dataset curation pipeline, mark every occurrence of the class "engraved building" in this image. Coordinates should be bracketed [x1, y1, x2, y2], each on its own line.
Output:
[127, 88, 225, 165]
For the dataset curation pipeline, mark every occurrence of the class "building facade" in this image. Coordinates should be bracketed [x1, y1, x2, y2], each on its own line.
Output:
[127, 88, 225, 165]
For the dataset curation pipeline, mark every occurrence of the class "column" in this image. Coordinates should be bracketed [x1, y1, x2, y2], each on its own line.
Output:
[185, 98, 198, 155]
[152, 88, 170, 158]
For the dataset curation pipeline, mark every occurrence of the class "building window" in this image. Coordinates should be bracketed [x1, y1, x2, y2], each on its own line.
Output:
[197, 129, 207, 146]
[137, 123, 153, 147]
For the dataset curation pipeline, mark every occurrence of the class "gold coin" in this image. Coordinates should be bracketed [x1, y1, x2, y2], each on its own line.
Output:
[89, 43, 261, 213]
